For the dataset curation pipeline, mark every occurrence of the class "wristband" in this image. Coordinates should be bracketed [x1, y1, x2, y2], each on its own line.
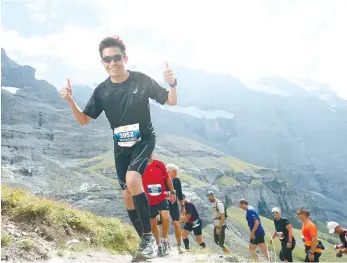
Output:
[169, 79, 177, 88]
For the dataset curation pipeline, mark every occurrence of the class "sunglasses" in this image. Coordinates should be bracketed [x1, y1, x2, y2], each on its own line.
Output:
[296, 212, 301, 215]
[102, 54, 124, 63]
[273, 212, 279, 214]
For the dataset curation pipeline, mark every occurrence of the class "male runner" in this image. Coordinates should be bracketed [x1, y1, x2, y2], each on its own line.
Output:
[239, 199, 269, 261]
[166, 163, 185, 253]
[142, 155, 176, 256]
[297, 207, 324, 262]
[327, 221, 347, 258]
[207, 191, 230, 253]
[180, 194, 206, 250]
[60, 35, 178, 260]
[270, 207, 296, 262]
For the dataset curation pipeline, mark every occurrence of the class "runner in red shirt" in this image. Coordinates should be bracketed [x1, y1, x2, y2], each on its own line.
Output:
[142, 155, 176, 257]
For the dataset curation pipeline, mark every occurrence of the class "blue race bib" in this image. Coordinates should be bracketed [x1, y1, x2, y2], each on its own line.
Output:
[113, 123, 141, 147]
[148, 184, 162, 196]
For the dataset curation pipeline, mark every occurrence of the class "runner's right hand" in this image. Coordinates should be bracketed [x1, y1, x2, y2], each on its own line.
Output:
[60, 78, 73, 101]
[269, 239, 273, 245]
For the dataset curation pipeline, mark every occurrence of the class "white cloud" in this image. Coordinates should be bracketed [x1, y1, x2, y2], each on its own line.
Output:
[30, 13, 47, 23]
[3, 0, 347, 99]
[25, 1, 46, 11]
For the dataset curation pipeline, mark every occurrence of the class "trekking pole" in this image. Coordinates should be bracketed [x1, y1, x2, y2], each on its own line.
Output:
[268, 234, 278, 263]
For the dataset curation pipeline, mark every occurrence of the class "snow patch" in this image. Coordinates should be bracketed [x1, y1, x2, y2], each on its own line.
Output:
[152, 102, 234, 120]
[1, 86, 19, 94]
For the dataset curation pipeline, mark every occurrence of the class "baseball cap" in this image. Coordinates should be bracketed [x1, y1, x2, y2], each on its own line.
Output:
[272, 207, 281, 213]
[206, 191, 214, 198]
[327, 221, 339, 234]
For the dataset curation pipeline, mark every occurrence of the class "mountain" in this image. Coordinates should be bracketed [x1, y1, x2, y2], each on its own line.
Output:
[2, 50, 346, 228]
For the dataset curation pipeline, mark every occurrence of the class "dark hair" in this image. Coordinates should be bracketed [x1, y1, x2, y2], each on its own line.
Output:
[239, 199, 248, 205]
[182, 194, 186, 199]
[298, 207, 310, 217]
[99, 36, 126, 57]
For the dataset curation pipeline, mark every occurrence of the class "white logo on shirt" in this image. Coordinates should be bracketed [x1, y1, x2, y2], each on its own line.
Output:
[133, 88, 138, 94]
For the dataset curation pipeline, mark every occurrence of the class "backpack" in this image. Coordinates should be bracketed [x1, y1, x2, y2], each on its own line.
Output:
[216, 200, 228, 219]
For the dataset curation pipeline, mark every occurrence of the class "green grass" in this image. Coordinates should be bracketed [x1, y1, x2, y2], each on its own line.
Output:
[19, 238, 35, 251]
[216, 176, 237, 187]
[1, 185, 138, 254]
[179, 173, 207, 186]
[1, 233, 12, 246]
[227, 207, 345, 262]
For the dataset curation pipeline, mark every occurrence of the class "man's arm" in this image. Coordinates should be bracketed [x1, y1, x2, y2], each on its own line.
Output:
[286, 224, 293, 243]
[218, 214, 225, 229]
[180, 214, 191, 223]
[174, 178, 184, 206]
[165, 176, 176, 203]
[271, 231, 277, 240]
[166, 87, 177, 106]
[251, 220, 260, 236]
[310, 235, 318, 253]
[67, 100, 91, 125]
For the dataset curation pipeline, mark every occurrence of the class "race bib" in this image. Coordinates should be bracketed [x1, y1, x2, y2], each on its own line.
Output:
[148, 184, 162, 196]
[113, 123, 141, 147]
[192, 219, 201, 228]
[277, 232, 285, 240]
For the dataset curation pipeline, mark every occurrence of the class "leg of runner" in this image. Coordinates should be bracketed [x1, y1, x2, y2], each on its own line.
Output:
[182, 229, 190, 250]
[195, 235, 206, 248]
[249, 243, 259, 260]
[160, 209, 170, 254]
[150, 217, 160, 245]
[124, 190, 142, 237]
[173, 220, 183, 250]
[258, 242, 270, 261]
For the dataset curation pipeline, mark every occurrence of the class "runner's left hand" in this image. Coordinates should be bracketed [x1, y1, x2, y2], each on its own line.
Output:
[216, 228, 221, 234]
[287, 242, 292, 248]
[163, 62, 175, 85]
[251, 233, 256, 240]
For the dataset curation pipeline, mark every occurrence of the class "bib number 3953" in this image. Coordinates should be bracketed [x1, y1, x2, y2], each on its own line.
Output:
[113, 123, 141, 147]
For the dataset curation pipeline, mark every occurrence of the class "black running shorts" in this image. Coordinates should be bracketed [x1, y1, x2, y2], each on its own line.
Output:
[150, 200, 170, 218]
[250, 233, 265, 245]
[169, 201, 180, 221]
[114, 138, 155, 190]
[184, 219, 202, 236]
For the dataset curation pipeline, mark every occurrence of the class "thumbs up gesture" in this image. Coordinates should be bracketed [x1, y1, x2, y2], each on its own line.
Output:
[60, 78, 73, 101]
[163, 62, 176, 86]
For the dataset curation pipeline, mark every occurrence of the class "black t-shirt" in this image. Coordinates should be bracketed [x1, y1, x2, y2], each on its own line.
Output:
[83, 71, 169, 150]
[340, 230, 347, 248]
[274, 217, 294, 242]
[166, 178, 183, 201]
[185, 201, 200, 222]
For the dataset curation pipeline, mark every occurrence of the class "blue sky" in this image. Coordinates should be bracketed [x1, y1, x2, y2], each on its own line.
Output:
[2, 0, 347, 99]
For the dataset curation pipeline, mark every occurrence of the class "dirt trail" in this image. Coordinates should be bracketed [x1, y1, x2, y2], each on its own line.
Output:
[2, 246, 245, 263]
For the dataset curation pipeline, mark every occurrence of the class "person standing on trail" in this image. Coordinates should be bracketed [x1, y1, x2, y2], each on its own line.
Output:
[327, 221, 347, 258]
[180, 194, 206, 250]
[60, 35, 178, 261]
[239, 199, 269, 261]
[297, 207, 324, 262]
[269, 207, 296, 262]
[166, 163, 185, 254]
[206, 191, 230, 254]
[142, 155, 176, 257]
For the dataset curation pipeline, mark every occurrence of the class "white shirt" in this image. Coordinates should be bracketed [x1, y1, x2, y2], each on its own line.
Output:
[212, 199, 226, 226]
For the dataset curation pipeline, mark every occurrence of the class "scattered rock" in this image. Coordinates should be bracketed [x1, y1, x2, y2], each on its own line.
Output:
[85, 237, 91, 242]
[66, 239, 80, 245]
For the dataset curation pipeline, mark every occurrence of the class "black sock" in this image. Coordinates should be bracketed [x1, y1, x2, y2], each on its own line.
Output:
[183, 238, 190, 250]
[133, 192, 151, 234]
[127, 209, 142, 237]
[200, 242, 206, 248]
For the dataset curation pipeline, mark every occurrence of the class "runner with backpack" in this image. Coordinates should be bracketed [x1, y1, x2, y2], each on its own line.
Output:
[206, 191, 231, 253]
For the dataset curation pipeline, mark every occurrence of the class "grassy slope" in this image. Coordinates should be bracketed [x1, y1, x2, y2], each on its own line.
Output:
[1, 185, 138, 254]
[226, 207, 344, 262]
